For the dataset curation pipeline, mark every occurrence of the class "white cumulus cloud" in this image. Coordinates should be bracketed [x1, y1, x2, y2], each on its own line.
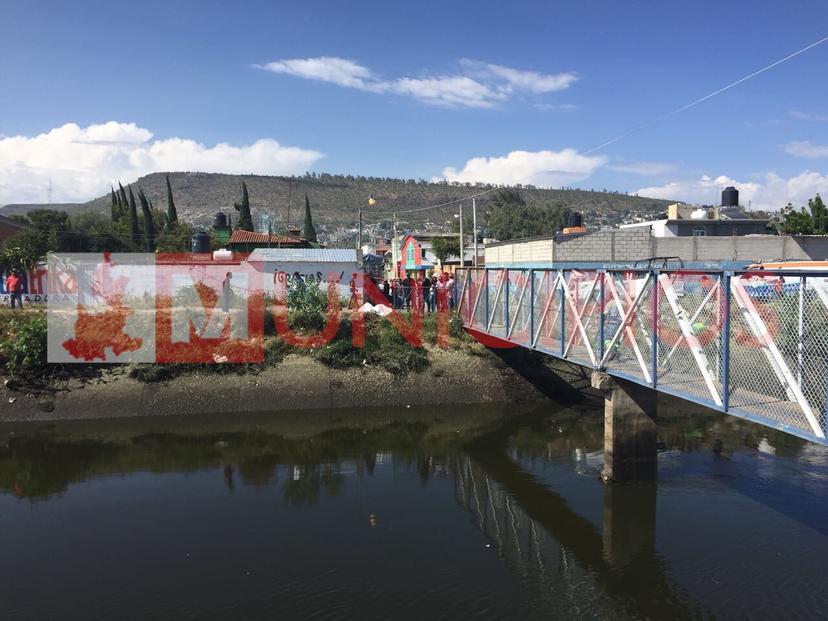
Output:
[256, 56, 577, 108]
[441, 149, 605, 187]
[0, 121, 323, 205]
[636, 172, 828, 211]
[784, 141, 828, 159]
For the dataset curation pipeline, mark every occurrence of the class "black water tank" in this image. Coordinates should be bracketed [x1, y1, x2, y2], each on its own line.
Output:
[721, 186, 739, 207]
[190, 231, 211, 253]
[567, 212, 583, 228]
[213, 211, 227, 228]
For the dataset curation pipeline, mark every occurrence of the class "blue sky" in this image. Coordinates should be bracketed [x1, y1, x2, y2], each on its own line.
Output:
[2, 0, 828, 209]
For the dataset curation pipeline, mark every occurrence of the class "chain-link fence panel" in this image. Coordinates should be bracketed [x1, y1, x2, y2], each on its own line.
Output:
[532, 270, 562, 356]
[656, 272, 725, 407]
[603, 271, 654, 384]
[729, 274, 825, 439]
[506, 269, 532, 344]
[561, 270, 601, 368]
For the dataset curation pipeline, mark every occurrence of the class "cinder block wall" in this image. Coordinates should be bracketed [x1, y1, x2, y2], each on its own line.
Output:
[485, 231, 828, 266]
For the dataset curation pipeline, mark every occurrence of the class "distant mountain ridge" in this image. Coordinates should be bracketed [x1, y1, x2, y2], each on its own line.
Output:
[0, 203, 85, 216]
[2, 172, 673, 240]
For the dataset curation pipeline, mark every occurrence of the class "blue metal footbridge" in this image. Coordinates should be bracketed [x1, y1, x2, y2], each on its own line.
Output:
[456, 266, 828, 446]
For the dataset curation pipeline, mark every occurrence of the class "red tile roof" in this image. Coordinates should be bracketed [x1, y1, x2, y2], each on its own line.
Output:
[229, 229, 306, 245]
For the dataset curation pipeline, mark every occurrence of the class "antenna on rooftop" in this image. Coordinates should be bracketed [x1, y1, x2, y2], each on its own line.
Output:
[48, 177, 52, 205]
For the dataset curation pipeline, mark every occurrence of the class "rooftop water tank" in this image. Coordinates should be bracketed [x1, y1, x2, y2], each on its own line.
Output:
[722, 186, 739, 207]
[213, 249, 233, 261]
[567, 212, 583, 228]
[213, 211, 228, 228]
[190, 231, 211, 253]
[690, 208, 708, 220]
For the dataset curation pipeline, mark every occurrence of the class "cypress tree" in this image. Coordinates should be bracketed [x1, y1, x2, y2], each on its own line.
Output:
[138, 189, 156, 252]
[127, 185, 141, 248]
[303, 193, 317, 242]
[110, 187, 118, 222]
[233, 181, 254, 231]
[118, 182, 129, 220]
[165, 175, 178, 230]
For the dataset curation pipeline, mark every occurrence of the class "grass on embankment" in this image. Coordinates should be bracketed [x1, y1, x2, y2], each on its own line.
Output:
[0, 306, 477, 386]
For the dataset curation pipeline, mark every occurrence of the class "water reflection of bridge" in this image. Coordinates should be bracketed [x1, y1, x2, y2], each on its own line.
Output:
[454, 447, 699, 619]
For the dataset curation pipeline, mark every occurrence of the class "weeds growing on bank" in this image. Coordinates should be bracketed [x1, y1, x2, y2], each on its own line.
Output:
[0, 297, 475, 385]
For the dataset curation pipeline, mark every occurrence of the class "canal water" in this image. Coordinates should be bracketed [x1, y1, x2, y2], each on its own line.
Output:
[1, 402, 826, 620]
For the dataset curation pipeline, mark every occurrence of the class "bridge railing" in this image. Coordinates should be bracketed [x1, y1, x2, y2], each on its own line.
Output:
[456, 267, 828, 445]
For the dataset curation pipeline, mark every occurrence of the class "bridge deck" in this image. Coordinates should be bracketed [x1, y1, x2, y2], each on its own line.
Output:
[457, 267, 828, 446]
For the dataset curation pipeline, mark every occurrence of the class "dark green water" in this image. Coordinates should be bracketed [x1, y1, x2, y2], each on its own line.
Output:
[1, 403, 826, 620]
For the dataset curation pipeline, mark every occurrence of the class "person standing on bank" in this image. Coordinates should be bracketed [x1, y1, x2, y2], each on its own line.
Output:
[221, 272, 232, 313]
[402, 274, 412, 311]
[5, 269, 23, 310]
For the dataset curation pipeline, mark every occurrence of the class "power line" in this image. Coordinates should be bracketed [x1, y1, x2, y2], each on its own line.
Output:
[582, 34, 828, 155]
[368, 187, 499, 216]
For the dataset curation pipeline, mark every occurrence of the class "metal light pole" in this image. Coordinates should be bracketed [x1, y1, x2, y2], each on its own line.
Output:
[357, 207, 363, 255]
[392, 213, 398, 278]
[472, 197, 479, 267]
[459, 204, 464, 270]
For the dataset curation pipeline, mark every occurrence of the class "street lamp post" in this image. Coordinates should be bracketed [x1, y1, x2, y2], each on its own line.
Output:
[458, 204, 464, 270]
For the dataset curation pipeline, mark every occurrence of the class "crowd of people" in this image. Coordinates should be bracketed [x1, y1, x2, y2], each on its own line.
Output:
[378, 272, 457, 312]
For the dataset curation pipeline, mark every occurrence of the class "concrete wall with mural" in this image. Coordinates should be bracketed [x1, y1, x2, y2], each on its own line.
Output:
[485, 230, 828, 267]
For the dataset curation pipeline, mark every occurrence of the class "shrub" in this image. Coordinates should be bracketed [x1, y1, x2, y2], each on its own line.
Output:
[0, 314, 48, 375]
[314, 320, 365, 368]
[285, 279, 330, 333]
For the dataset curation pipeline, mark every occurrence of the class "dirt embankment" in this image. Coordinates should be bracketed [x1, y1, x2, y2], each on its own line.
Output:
[1, 348, 554, 423]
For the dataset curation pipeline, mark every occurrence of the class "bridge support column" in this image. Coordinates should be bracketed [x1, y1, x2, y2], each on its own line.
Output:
[592, 372, 658, 482]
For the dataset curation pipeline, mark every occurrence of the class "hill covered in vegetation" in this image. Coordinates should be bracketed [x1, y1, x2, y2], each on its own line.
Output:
[3, 172, 673, 245]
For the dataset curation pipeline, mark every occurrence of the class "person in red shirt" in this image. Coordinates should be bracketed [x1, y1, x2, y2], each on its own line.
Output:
[5, 269, 24, 310]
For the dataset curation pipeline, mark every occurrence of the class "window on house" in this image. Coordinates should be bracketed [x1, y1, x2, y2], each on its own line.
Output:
[693, 227, 706, 237]
[421, 248, 427, 259]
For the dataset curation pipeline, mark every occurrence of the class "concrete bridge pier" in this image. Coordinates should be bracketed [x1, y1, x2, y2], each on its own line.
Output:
[591, 372, 658, 482]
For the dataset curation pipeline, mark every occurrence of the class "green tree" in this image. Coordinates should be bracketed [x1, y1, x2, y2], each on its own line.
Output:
[234, 181, 254, 231]
[26, 209, 70, 234]
[776, 196, 828, 235]
[25, 209, 75, 251]
[127, 185, 141, 247]
[430, 236, 461, 265]
[303, 193, 317, 242]
[69, 212, 132, 252]
[138, 189, 156, 252]
[484, 189, 571, 240]
[0, 229, 48, 272]
[165, 175, 178, 231]
[809, 194, 828, 234]
[110, 187, 119, 222]
[118, 182, 129, 222]
[155, 221, 195, 252]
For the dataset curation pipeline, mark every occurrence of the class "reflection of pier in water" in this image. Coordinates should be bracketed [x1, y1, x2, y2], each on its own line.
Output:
[454, 448, 699, 619]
